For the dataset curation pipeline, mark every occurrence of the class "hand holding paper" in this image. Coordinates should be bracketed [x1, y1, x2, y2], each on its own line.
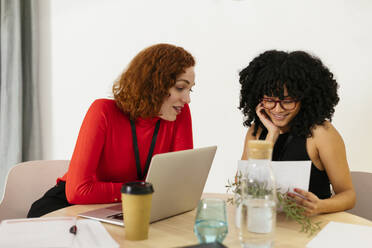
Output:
[238, 160, 312, 194]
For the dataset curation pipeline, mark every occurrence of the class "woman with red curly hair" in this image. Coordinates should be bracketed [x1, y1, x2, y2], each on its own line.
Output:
[28, 44, 195, 217]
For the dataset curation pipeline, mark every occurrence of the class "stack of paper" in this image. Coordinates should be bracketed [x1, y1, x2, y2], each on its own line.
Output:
[307, 221, 372, 248]
[0, 217, 119, 248]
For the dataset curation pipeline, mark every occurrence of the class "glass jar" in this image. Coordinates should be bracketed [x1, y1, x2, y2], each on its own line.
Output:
[237, 140, 276, 248]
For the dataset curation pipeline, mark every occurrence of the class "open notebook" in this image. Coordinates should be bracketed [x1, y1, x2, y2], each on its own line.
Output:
[78, 146, 217, 226]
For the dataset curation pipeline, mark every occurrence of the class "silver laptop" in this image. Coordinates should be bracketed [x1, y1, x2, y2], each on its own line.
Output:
[78, 146, 217, 226]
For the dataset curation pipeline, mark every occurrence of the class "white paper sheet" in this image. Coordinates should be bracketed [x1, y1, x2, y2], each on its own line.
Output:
[0, 217, 119, 248]
[307, 221, 372, 248]
[238, 160, 311, 194]
[73, 219, 119, 248]
[0, 217, 77, 248]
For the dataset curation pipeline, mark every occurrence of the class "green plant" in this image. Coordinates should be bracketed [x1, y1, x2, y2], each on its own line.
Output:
[226, 173, 321, 236]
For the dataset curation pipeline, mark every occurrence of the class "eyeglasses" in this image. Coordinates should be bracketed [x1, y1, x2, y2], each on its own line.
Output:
[261, 98, 298, 111]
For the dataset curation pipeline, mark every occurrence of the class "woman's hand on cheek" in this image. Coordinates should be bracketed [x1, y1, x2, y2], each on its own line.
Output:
[287, 188, 323, 216]
[256, 103, 280, 141]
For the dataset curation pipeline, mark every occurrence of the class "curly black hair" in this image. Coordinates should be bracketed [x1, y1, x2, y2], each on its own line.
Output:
[238, 50, 339, 138]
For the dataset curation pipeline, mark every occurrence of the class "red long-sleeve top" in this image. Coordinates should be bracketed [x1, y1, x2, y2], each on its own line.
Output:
[58, 99, 193, 204]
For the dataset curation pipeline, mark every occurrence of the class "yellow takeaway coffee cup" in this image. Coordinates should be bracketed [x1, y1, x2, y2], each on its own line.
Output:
[121, 182, 154, 240]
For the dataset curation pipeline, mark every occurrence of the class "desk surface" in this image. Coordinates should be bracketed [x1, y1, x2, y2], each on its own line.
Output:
[44, 193, 372, 248]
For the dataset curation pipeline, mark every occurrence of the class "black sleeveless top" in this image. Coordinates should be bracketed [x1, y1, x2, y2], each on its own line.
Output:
[259, 131, 331, 199]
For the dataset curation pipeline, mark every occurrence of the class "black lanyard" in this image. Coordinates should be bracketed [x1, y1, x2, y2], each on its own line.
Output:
[130, 119, 161, 180]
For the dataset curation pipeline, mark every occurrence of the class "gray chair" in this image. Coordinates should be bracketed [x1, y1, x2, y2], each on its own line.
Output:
[0, 160, 69, 221]
[347, 171, 372, 221]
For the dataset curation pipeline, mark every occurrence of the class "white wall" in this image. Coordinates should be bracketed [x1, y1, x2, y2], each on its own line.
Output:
[39, 0, 372, 193]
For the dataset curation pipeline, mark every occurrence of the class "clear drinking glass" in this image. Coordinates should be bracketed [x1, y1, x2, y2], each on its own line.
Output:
[194, 198, 228, 244]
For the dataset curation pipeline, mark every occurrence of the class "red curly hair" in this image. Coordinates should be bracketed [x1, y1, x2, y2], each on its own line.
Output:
[113, 43, 195, 119]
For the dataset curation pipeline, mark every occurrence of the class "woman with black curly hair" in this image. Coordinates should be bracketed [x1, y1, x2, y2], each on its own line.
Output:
[239, 50, 355, 216]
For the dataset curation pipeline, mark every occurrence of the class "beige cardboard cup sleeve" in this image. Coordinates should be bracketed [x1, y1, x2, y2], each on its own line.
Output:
[121, 182, 154, 241]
